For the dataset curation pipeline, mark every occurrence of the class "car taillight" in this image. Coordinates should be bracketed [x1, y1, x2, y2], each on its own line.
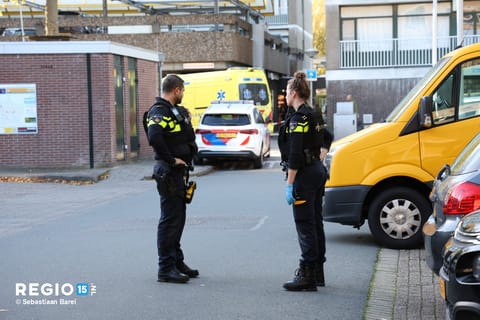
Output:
[195, 129, 211, 134]
[239, 129, 258, 134]
[443, 182, 480, 215]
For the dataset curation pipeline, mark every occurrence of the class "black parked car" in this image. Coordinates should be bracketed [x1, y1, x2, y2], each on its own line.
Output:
[441, 210, 480, 319]
[424, 132, 480, 275]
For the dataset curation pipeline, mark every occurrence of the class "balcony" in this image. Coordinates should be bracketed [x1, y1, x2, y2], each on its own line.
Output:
[264, 14, 288, 25]
[339, 35, 480, 69]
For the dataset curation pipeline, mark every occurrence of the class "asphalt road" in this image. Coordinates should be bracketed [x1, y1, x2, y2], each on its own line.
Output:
[0, 158, 378, 320]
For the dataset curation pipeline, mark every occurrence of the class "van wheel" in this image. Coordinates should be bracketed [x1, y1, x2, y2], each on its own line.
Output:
[253, 144, 264, 169]
[367, 187, 431, 249]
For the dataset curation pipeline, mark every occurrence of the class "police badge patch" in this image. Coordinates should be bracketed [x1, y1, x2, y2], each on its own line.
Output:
[289, 120, 298, 132]
[289, 115, 309, 132]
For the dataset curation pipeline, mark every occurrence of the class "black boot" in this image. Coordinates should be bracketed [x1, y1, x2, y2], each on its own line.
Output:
[283, 261, 317, 292]
[158, 267, 189, 283]
[176, 261, 199, 278]
[315, 262, 325, 287]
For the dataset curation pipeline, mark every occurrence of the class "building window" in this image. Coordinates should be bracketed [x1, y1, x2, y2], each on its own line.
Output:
[465, 1, 480, 36]
[341, 5, 392, 51]
[340, 2, 452, 44]
[398, 3, 451, 49]
[357, 18, 392, 50]
[338, 2, 480, 68]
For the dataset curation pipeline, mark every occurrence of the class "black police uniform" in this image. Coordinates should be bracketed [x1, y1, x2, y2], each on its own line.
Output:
[146, 97, 197, 282]
[280, 104, 329, 289]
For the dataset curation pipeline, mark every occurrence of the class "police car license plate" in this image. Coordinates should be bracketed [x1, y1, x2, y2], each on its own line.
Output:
[439, 277, 446, 300]
[216, 132, 237, 139]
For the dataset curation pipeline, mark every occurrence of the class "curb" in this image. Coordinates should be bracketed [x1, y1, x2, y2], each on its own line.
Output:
[0, 170, 110, 185]
[0, 164, 215, 185]
[364, 248, 397, 320]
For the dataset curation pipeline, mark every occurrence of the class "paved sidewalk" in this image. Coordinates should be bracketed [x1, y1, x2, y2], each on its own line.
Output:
[364, 248, 444, 320]
[0, 161, 444, 319]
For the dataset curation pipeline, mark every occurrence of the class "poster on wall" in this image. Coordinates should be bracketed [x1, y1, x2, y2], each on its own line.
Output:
[0, 83, 38, 134]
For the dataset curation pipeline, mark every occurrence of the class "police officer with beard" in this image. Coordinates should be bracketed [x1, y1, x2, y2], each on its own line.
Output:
[146, 74, 198, 284]
[279, 71, 332, 291]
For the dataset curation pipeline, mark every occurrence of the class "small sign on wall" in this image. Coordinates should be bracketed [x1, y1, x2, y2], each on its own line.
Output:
[363, 114, 373, 124]
[0, 84, 37, 134]
[306, 69, 317, 81]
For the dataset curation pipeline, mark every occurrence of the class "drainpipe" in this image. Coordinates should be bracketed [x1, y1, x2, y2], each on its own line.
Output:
[86, 54, 95, 169]
[18, 1, 25, 41]
[157, 52, 164, 98]
[102, 0, 107, 33]
[456, 0, 464, 45]
[302, 0, 305, 54]
[432, 0, 437, 65]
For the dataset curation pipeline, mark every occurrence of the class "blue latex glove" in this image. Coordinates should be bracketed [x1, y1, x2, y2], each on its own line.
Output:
[285, 184, 295, 205]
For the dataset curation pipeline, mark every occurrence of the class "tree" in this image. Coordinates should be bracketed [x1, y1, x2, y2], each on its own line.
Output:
[312, 0, 325, 56]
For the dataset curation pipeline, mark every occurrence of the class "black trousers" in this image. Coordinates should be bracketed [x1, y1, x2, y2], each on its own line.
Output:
[154, 164, 187, 274]
[292, 161, 327, 266]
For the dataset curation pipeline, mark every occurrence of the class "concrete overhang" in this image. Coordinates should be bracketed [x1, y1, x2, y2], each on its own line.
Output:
[0, 40, 161, 62]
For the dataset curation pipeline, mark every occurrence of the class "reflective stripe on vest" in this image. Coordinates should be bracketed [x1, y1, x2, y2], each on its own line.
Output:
[287, 120, 309, 134]
[148, 116, 181, 133]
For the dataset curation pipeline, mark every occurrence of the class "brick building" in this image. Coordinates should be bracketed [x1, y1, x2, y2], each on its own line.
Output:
[0, 41, 159, 168]
[0, 1, 317, 169]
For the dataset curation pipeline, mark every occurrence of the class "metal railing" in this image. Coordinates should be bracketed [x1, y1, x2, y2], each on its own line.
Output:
[339, 35, 480, 68]
[265, 14, 288, 25]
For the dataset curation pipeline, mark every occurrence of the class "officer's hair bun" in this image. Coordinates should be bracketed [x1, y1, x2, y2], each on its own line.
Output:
[288, 71, 310, 101]
[294, 71, 307, 80]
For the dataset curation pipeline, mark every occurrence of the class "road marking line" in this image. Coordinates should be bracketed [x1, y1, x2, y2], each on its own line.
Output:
[250, 215, 269, 231]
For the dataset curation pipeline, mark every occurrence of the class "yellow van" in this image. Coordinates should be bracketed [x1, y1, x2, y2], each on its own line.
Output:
[179, 67, 272, 130]
[323, 43, 480, 249]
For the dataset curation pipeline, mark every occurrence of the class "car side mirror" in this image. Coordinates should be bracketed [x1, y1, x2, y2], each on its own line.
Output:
[419, 96, 433, 128]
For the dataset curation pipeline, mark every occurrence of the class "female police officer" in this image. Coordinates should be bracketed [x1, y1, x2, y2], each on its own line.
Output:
[280, 71, 331, 291]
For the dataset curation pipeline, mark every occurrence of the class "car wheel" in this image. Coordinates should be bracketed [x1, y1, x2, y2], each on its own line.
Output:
[367, 187, 431, 249]
[253, 144, 264, 169]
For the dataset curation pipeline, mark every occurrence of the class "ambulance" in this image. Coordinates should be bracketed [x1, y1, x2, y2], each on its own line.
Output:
[178, 67, 273, 130]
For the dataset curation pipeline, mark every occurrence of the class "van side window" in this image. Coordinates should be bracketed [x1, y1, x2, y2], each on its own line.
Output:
[432, 74, 455, 125]
[459, 58, 480, 120]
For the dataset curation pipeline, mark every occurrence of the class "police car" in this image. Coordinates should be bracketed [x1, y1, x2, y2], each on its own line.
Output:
[194, 100, 270, 168]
